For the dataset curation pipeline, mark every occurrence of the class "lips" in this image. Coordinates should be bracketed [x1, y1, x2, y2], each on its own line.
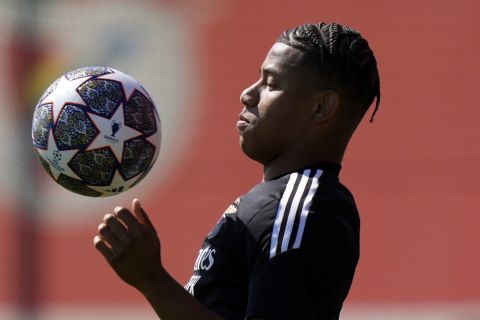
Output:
[237, 112, 252, 131]
[239, 113, 251, 123]
[236, 119, 249, 131]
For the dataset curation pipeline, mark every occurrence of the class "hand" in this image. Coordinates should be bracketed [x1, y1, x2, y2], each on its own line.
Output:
[94, 198, 163, 292]
[94, 199, 223, 320]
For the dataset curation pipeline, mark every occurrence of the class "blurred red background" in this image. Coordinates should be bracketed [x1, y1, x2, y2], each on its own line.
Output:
[0, 0, 478, 318]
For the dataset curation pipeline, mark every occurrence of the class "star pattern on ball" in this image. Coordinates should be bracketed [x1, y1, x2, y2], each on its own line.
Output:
[98, 69, 150, 100]
[37, 130, 82, 181]
[32, 67, 162, 197]
[41, 76, 89, 122]
[86, 103, 143, 163]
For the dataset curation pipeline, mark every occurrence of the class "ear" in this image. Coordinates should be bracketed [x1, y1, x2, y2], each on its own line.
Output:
[313, 90, 340, 122]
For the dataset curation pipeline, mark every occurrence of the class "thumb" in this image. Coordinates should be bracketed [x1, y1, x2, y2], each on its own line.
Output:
[132, 198, 155, 231]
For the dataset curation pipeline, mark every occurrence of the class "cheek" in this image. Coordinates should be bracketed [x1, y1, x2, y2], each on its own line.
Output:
[257, 91, 288, 119]
[260, 102, 297, 131]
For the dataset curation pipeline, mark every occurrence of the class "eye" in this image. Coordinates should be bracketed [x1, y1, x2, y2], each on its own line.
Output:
[265, 78, 277, 90]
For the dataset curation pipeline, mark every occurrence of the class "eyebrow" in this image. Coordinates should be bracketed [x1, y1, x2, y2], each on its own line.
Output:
[260, 66, 282, 77]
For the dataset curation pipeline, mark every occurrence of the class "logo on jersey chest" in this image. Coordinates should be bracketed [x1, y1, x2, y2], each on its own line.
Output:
[207, 197, 240, 240]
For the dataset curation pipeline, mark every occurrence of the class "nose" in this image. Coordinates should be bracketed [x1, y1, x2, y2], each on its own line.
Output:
[240, 82, 258, 108]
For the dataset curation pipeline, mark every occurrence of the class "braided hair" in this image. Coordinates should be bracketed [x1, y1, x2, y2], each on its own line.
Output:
[277, 23, 380, 122]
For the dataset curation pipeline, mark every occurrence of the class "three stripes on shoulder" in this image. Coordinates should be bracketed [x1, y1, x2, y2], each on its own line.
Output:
[270, 169, 323, 259]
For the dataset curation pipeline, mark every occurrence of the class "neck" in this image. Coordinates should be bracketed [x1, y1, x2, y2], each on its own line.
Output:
[262, 146, 344, 181]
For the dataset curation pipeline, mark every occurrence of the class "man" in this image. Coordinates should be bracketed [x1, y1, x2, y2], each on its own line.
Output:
[94, 22, 380, 319]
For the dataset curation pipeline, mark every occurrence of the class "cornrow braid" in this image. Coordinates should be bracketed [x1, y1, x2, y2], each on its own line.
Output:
[328, 23, 339, 54]
[277, 22, 381, 122]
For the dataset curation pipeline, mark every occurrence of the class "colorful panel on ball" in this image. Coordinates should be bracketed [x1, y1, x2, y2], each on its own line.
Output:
[121, 139, 155, 180]
[78, 79, 124, 117]
[32, 103, 53, 149]
[70, 148, 116, 186]
[125, 91, 157, 135]
[54, 104, 98, 150]
[65, 66, 113, 80]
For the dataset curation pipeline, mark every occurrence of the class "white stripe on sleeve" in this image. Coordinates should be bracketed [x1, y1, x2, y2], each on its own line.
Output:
[293, 169, 323, 249]
[269, 172, 298, 259]
[270, 169, 323, 258]
[280, 169, 311, 253]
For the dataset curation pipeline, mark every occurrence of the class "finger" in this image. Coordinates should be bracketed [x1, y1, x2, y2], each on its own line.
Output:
[132, 198, 155, 231]
[98, 223, 121, 252]
[93, 235, 114, 263]
[103, 213, 129, 245]
[114, 206, 143, 235]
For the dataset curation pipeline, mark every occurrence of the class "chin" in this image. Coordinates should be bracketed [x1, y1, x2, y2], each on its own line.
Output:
[239, 138, 271, 165]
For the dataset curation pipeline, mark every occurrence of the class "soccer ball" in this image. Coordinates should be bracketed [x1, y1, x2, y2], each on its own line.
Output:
[31, 66, 161, 197]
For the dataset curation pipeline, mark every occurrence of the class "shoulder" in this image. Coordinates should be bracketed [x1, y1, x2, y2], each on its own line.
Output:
[268, 167, 359, 258]
[232, 165, 357, 243]
[217, 165, 359, 257]
[236, 174, 290, 222]
[204, 176, 289, 249]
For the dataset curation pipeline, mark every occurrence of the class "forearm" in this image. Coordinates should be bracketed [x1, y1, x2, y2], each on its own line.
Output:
[94, 201, 223, 319]
[140, 268, 223, 320]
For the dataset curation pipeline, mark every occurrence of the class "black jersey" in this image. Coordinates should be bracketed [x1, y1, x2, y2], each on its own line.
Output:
[185, 163, 360, 320]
